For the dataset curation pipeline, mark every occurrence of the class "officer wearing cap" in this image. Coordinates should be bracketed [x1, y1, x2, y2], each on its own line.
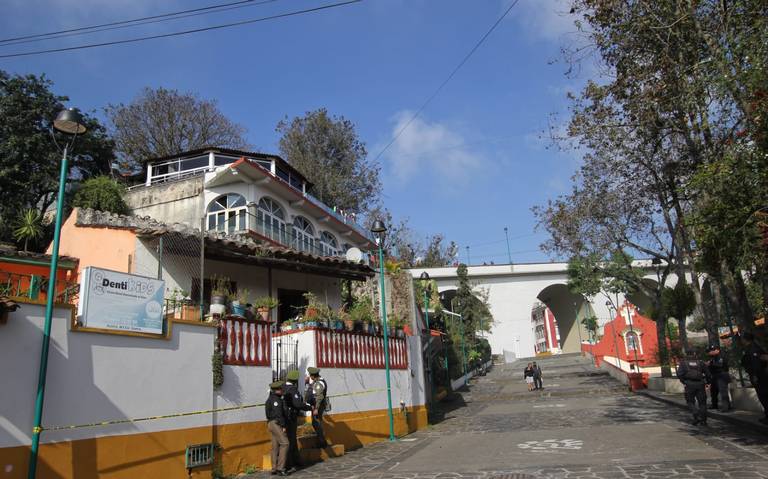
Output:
[284, 370, 311, 471]
[706, 344, 732, 412]
[305, 367, 329, 448]
[265, 380, 290, 476]
[676, 351, 711, 426]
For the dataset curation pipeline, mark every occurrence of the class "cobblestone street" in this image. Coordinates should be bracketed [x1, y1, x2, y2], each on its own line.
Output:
[257, 354, 768, 479]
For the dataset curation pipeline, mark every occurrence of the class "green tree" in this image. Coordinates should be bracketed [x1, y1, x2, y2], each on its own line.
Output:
[454, 264, 493, 340]
[72, 176, 129, 215]
[277, 108, 381, 215]
[581, 315, 599, 343]
[0, 70, 114, 245]
[106, 87, 247, 169]
[12, 209, 43, 252]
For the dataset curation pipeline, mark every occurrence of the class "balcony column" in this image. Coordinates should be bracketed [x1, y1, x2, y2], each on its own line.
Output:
[145, 163, 152, 186]
[208, 151, 215, 170]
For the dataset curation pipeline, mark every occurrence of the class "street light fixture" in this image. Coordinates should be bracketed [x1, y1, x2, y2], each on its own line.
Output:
[371, 219, 396, 441]
[29, 108, 87, 479]
[419, 272, 434, 403]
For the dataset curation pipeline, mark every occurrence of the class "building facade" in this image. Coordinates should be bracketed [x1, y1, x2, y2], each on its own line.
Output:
[531, 301, 561, 355]
[124, 147, 375, 259]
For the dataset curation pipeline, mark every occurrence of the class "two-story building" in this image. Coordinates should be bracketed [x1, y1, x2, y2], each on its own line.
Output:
[55, 147, 377, 324]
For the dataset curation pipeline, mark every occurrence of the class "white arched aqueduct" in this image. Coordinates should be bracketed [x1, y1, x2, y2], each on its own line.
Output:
[409, 261, 681, 359]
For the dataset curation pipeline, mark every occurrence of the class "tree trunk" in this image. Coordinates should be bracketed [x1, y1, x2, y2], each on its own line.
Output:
[656, 317, 670, 376]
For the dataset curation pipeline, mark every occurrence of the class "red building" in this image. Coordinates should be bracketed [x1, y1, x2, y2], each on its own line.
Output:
[582, 302, 660, 372]
[531, 302, 561, 355]
[0, 243, 78, 303]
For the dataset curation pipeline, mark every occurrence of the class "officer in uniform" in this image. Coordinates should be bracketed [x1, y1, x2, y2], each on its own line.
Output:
[706, 344, 731, 412]
[283, 370, 311, 471]
[265, 380, 290, 476]
[676, 353, 711, 426]
[740, 332, 768, 425]
[305, 367, 329, 448]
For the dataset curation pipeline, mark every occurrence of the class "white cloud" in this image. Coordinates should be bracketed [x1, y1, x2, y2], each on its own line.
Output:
[382, 111, 484, 185]
[513, 0, 578, 43]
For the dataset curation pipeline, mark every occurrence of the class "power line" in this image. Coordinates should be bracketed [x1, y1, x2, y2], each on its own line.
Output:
[0, 0, 283, 48]
[0, 0, 362, 59]
[372, 0, 521, 164]
[0, 0, 272, 45]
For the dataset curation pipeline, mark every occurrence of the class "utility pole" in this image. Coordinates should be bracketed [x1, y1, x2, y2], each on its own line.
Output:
[465, 246, 471, 265]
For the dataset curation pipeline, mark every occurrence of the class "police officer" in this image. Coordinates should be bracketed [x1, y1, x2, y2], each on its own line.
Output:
[305, 367, 329, 448]
[676, 352, 711, 426]
[706, 344, 731, 412]
[284, 370, 311, 471]
[265, 380, 290, 476]
[740, 332, 768, 425]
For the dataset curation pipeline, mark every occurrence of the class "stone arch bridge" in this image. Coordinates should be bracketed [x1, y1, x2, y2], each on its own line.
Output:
[408, 261, 680, 359]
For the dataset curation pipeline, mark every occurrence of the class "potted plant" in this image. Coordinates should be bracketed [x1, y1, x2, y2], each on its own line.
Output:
[317, 304, 335, 329]
[252, 296, 279, 322]
[210, 275, 231, 316]
[231, 288, 250, 317]
[338, 309, 354, 332]
[281, 319, 296, 332]
[349, 301, 372, 333]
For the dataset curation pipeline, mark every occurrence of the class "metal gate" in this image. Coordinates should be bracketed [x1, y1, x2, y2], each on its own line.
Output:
[272, 335, 299, 381]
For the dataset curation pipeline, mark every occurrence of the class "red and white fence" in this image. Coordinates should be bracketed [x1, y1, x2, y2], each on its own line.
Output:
[315, 329, 408, 370]
[218, 316, 271, 366]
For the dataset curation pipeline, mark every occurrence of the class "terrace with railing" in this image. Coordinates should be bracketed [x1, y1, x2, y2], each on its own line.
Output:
[129, 149, 373, 244]
[0, 271, 78, 304]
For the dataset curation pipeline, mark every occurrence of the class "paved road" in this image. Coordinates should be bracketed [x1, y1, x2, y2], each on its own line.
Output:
[257, 354, 768, 479]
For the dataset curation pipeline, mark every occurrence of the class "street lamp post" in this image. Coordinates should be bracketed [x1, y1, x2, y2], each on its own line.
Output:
[371, 220, 396, 441]
[28, 108, 88, 479]
[504, 227, 512, 264]
[605, 300, 622, 369]
[419, 272, 434, 403]
[574, 300, 584, 356]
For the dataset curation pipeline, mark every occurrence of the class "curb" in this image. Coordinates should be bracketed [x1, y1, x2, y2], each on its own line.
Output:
[638, 390, 768, 435]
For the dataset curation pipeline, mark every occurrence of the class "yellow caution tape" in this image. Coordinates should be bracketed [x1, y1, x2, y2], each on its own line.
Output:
[39, 388, 388, 432]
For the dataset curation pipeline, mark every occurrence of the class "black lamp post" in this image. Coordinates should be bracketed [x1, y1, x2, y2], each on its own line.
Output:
[419, 272, 433, 402]
[371, 220, 395, 441]
[29, 108, 87, 479]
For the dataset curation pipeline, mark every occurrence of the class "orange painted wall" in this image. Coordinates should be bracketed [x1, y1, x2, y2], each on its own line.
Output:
[0, 261, 75, 301]
[51, 209, 137, 279]
[0, 406, 428, 479]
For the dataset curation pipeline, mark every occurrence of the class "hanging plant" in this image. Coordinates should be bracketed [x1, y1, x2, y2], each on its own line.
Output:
[212, 349, 224, 389]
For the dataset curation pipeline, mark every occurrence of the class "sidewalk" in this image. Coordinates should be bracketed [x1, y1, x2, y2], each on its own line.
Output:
[639, 389, 768, 434]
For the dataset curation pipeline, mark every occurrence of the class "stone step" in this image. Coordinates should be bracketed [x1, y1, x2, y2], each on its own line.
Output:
[261, 444, 345, 471]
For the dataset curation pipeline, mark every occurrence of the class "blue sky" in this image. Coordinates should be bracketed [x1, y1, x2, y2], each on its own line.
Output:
[1, 0, 587, 264]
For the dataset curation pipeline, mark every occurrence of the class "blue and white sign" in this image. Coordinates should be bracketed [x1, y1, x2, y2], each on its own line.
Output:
[78, 266, 166, 335]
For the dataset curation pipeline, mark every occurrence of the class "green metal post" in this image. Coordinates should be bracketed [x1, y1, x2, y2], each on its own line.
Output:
[377, 244, 396, 441]
[28, 145, 69, 479]
[459, 314, 468, 386]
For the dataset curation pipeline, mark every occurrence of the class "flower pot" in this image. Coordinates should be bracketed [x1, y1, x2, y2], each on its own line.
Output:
[211, 294, 227, 305]
[344, 319, 355, 332]
[362, 321, 370, 334]
[210, 303, 226, 316]
[231, 302, 246, 317]
[257, 307, 271, 322]
[305, 321, 318, 329]
[332, 320, 343, 331]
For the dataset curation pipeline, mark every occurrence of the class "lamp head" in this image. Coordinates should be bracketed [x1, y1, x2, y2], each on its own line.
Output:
[370, 219, 386, 234]
[53, 108, 87, 135]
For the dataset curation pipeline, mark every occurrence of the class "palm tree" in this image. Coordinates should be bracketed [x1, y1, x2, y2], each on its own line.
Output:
[13, 209, 44, 252]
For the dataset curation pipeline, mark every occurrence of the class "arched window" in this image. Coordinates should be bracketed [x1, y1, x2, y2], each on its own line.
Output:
[256, 197, 286, 243]
[292, 216, 315, 253]
[319, 231, 339, 257]
[207, 193, 247, 233]
[625, 331, 640, 352]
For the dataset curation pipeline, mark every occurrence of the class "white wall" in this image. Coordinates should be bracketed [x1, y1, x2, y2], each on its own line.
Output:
[270, 329, 425, 414]
[0, 303, 216, 448]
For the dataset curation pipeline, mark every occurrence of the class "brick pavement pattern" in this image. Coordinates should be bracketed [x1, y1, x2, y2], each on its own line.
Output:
[247, 354, 768, 479]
